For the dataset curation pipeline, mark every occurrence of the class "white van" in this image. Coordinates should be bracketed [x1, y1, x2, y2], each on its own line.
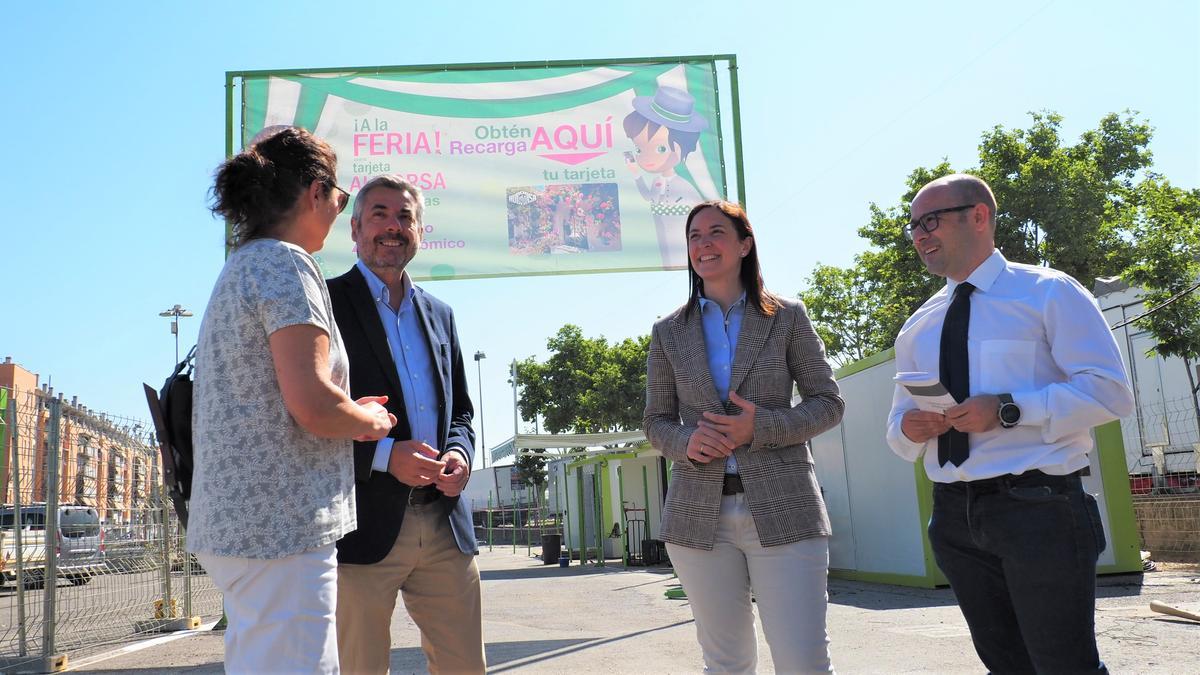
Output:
[0, 504, 105, 587]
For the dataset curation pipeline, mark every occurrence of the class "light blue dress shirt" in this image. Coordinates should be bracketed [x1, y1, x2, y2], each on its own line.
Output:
[698, 292, 747, 474]
[356, 260, 439, 473]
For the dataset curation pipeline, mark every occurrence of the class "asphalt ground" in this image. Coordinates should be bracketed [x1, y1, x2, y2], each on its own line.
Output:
[63, 550, 1200, 674]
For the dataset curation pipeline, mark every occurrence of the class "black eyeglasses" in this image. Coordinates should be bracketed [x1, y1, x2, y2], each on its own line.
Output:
[331, 185, 351, 214]
[904, 204, 976, 240]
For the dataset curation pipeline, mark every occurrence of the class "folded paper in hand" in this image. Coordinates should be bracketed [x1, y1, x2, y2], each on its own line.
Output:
[894, 372, 958, 413]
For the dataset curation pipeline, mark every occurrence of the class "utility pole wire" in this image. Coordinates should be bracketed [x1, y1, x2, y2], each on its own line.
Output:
[1108, 278, 1200, 331]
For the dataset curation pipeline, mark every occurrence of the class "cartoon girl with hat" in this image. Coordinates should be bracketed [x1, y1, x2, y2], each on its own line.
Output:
[624, 86, 709, 268]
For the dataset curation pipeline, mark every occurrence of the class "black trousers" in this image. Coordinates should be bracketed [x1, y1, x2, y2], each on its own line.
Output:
[928, 471, 1108, 674]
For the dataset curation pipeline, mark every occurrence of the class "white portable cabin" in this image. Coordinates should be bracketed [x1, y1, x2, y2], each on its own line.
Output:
[1095, 277, 1200, 479]
[809, 350, 1143, 587]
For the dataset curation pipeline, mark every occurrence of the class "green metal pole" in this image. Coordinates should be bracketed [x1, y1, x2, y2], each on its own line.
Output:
[709, 58, 728, 200]
[511, 493, 517, 555]
[643, 465, 651, 539]
[617, 465, 628, 567]
[224, 72, 237, 252]
[726, 55, 747, 207]
[576, 467, 585, 566]
[487, 493, 493, 553]
[224, 72, 235, 159]
[594, 470, 604, 567]
[561, 472, 572, 566]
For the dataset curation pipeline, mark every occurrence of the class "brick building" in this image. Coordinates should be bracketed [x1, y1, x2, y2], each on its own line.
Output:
[0, 357, 160, 525]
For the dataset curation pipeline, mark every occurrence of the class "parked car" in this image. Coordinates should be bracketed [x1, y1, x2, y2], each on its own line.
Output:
[103, 526, 155, 573]
[0, 504, 106, 587]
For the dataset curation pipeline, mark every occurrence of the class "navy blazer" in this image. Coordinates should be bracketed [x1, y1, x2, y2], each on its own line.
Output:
[328, 266, 478, 563]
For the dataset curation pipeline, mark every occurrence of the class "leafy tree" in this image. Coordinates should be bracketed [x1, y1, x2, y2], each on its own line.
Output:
[513, 325, 649, 438]
[513, 450, 549, 516]
[802, 163, 955, 365]
[803, 112, 1156, 366]
[1122, 177, 1200, 435]
[514, 451, 548, 489]
[800, 263, 887, 367]
[977, 111, 1151, 282]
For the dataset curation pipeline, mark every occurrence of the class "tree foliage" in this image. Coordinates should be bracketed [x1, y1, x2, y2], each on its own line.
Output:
[514, 452, 548, 488]
[802, 111, 1160, 366]
[800, 263, 888, 367]
[513, 324, 650, 436]
[977, 111, 1151, 282]
[1122, 177, 1200, 431]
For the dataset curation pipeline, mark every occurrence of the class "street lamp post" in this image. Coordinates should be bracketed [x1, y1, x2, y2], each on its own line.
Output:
[158, 304, 194, 365]
[157, 304, 192, 622]
[474, 351, 486, 468]
[510, 359, 519, 439]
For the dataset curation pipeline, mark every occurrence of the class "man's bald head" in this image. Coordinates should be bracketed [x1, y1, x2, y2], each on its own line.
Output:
[909, 173, 999, 282]
[914, 173, 997, 230]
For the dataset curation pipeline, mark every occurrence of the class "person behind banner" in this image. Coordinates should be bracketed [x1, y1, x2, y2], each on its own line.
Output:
[327, 175, 484, 675]
[886, 173, 1134, 673]
[624, 85, 709, 269]
[643, 200, 844, 673]
[188, 126, 396, 674]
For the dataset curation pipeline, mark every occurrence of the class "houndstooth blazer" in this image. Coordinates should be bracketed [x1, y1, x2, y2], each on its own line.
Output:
[643, 296, 844, 550]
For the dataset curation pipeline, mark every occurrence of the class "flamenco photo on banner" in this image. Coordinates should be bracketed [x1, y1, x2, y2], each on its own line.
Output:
[506, 183, 622, 255]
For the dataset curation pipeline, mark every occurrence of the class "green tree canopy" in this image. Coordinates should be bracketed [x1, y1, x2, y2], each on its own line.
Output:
[513, 324, 650, 436]
[1122, 177, 1200, 433]
[803, 111, 1158, 366]
[514, 452, 548, 488]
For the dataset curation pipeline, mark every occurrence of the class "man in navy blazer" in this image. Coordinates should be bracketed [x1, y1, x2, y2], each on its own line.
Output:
[328, 175, 484, 674]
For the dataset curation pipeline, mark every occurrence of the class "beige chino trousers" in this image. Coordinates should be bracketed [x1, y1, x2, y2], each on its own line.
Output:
[336, 502, 484, 675]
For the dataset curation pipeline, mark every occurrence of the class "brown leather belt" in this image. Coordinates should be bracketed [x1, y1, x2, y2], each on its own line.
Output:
[408, 486, 440, 506]
[722, 474, 744, 495]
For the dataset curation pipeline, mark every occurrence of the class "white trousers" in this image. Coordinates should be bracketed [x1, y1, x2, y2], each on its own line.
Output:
[196, 543, 340, 675]
[666, 494, 833, 674]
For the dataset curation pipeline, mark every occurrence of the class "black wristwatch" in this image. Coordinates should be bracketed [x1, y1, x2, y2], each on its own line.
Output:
[998, 393, 1021, 429]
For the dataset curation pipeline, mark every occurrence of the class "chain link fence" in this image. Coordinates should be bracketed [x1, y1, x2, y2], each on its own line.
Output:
[1120, 393, 1200, 562]
[1122, 393, 1200, 488]
[0, 385, 222, 672]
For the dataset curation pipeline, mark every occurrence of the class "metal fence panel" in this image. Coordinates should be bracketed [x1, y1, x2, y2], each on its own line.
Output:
[0, 386, 222, 671]
[1122, 394, 1200, 492]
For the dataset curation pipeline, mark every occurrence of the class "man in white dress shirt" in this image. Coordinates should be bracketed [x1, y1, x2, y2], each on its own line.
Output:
[886, 174, 1134, 673]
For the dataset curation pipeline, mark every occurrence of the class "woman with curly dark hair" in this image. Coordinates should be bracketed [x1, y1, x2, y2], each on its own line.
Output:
[188, 126, 394, 674]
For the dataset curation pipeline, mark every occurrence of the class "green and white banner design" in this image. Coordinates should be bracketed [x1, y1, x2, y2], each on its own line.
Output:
[241, 60, 725, 280]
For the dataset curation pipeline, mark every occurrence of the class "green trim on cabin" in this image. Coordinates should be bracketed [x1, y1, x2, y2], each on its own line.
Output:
[1094, 420, 1143, 573]
[835, 348, 895, 379]
[565, 451, 641, 470]
[912, 462, 949, 586]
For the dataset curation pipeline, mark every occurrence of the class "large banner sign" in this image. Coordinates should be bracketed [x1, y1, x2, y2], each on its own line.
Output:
[233, 57, 734, 280]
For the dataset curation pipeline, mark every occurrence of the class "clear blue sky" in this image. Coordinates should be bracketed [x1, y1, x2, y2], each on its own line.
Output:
[3, 1, 1196, 468]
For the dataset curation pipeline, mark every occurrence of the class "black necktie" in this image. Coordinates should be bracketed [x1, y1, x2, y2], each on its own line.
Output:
[938, 282, 975, 467]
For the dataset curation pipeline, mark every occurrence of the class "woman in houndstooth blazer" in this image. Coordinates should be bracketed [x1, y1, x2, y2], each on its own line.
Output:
[644, 200, 845, 673]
